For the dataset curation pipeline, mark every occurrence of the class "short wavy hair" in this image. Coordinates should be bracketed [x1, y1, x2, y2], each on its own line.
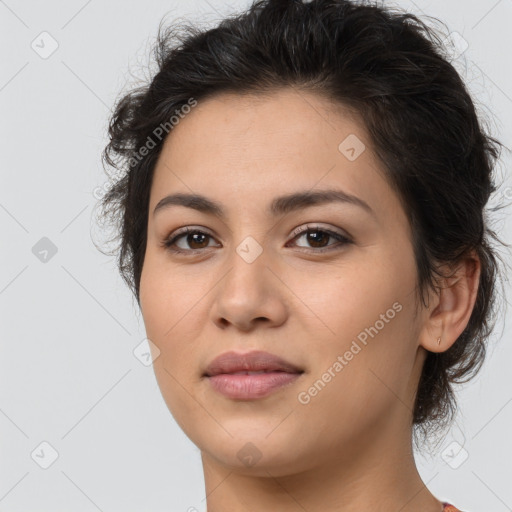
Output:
[96, 0, 509, 451]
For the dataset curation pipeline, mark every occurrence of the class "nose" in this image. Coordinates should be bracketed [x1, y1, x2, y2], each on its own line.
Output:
[210, 246, 289, 332]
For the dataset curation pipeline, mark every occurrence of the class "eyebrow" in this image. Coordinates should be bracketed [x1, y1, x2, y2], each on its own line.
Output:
[153, 188, 375, 219]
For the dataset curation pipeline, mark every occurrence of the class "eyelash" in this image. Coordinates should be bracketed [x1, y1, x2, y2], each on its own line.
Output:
[160, 224, 352, 256]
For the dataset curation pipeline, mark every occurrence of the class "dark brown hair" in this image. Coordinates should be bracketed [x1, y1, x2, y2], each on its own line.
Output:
[95, 0, 509, 451]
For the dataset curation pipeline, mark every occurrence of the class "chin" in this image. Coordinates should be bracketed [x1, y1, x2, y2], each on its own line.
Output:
[200, 431, 313, 476]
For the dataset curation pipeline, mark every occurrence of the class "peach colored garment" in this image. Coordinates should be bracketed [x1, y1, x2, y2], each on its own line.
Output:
[443, 503, 463, 511]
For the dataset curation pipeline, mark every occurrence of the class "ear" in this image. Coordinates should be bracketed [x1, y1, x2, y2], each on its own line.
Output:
[418, 252, 481, 353]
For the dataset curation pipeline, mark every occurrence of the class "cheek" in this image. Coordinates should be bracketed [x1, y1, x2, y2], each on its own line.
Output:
[289, 245, 418, 392]
[290, 247, 415, 339]
[139, 253, 209, 378]
[139, 259, 204, 427]
[139, 252, 192, 337]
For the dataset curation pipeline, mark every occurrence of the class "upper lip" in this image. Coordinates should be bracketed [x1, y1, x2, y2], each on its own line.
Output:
[203, 350, 304, 377]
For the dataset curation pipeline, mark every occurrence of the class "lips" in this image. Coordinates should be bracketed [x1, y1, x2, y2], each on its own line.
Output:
[203, 350, 304, 400]
[203, 350, 303, 377]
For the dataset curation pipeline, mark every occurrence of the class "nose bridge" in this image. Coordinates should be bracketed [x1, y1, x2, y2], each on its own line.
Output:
[224, 231, 270, 293]
[223, 211, 274, 266]
[216, 206, 288, 290]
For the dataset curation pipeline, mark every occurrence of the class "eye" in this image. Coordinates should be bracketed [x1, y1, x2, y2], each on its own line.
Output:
[160, 224, 352, 255]
[286, 224, 352, 253]
[161, 227, 219, 254]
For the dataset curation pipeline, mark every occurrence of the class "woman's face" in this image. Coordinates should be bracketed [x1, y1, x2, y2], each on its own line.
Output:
[139, 88, 429, 475]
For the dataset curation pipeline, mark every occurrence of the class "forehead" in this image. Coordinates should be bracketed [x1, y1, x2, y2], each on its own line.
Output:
[164, 88, 366, 157]
[149, 88, 395, 221]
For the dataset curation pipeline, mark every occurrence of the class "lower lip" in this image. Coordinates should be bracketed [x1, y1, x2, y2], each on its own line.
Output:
[206, 372, 302, 400]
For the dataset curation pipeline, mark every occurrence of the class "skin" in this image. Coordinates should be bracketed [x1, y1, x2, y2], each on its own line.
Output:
[139, 88, 480, 512]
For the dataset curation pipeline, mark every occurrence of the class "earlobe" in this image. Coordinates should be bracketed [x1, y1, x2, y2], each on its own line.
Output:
[418, 254, 481, 353]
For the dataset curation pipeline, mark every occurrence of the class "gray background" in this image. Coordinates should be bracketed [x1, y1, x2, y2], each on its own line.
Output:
[1, 1, 511, 511]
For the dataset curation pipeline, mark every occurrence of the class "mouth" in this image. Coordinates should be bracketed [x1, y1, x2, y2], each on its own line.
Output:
[203, 350, 304, 400]
[203, 350, 304, 377]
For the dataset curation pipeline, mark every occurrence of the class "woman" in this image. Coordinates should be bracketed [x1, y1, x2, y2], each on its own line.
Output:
[96, 0, 507, 510]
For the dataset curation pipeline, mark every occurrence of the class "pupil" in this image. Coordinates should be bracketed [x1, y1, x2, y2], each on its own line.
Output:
[189, 233, 207, 249]
[308, 230, 328, 248]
